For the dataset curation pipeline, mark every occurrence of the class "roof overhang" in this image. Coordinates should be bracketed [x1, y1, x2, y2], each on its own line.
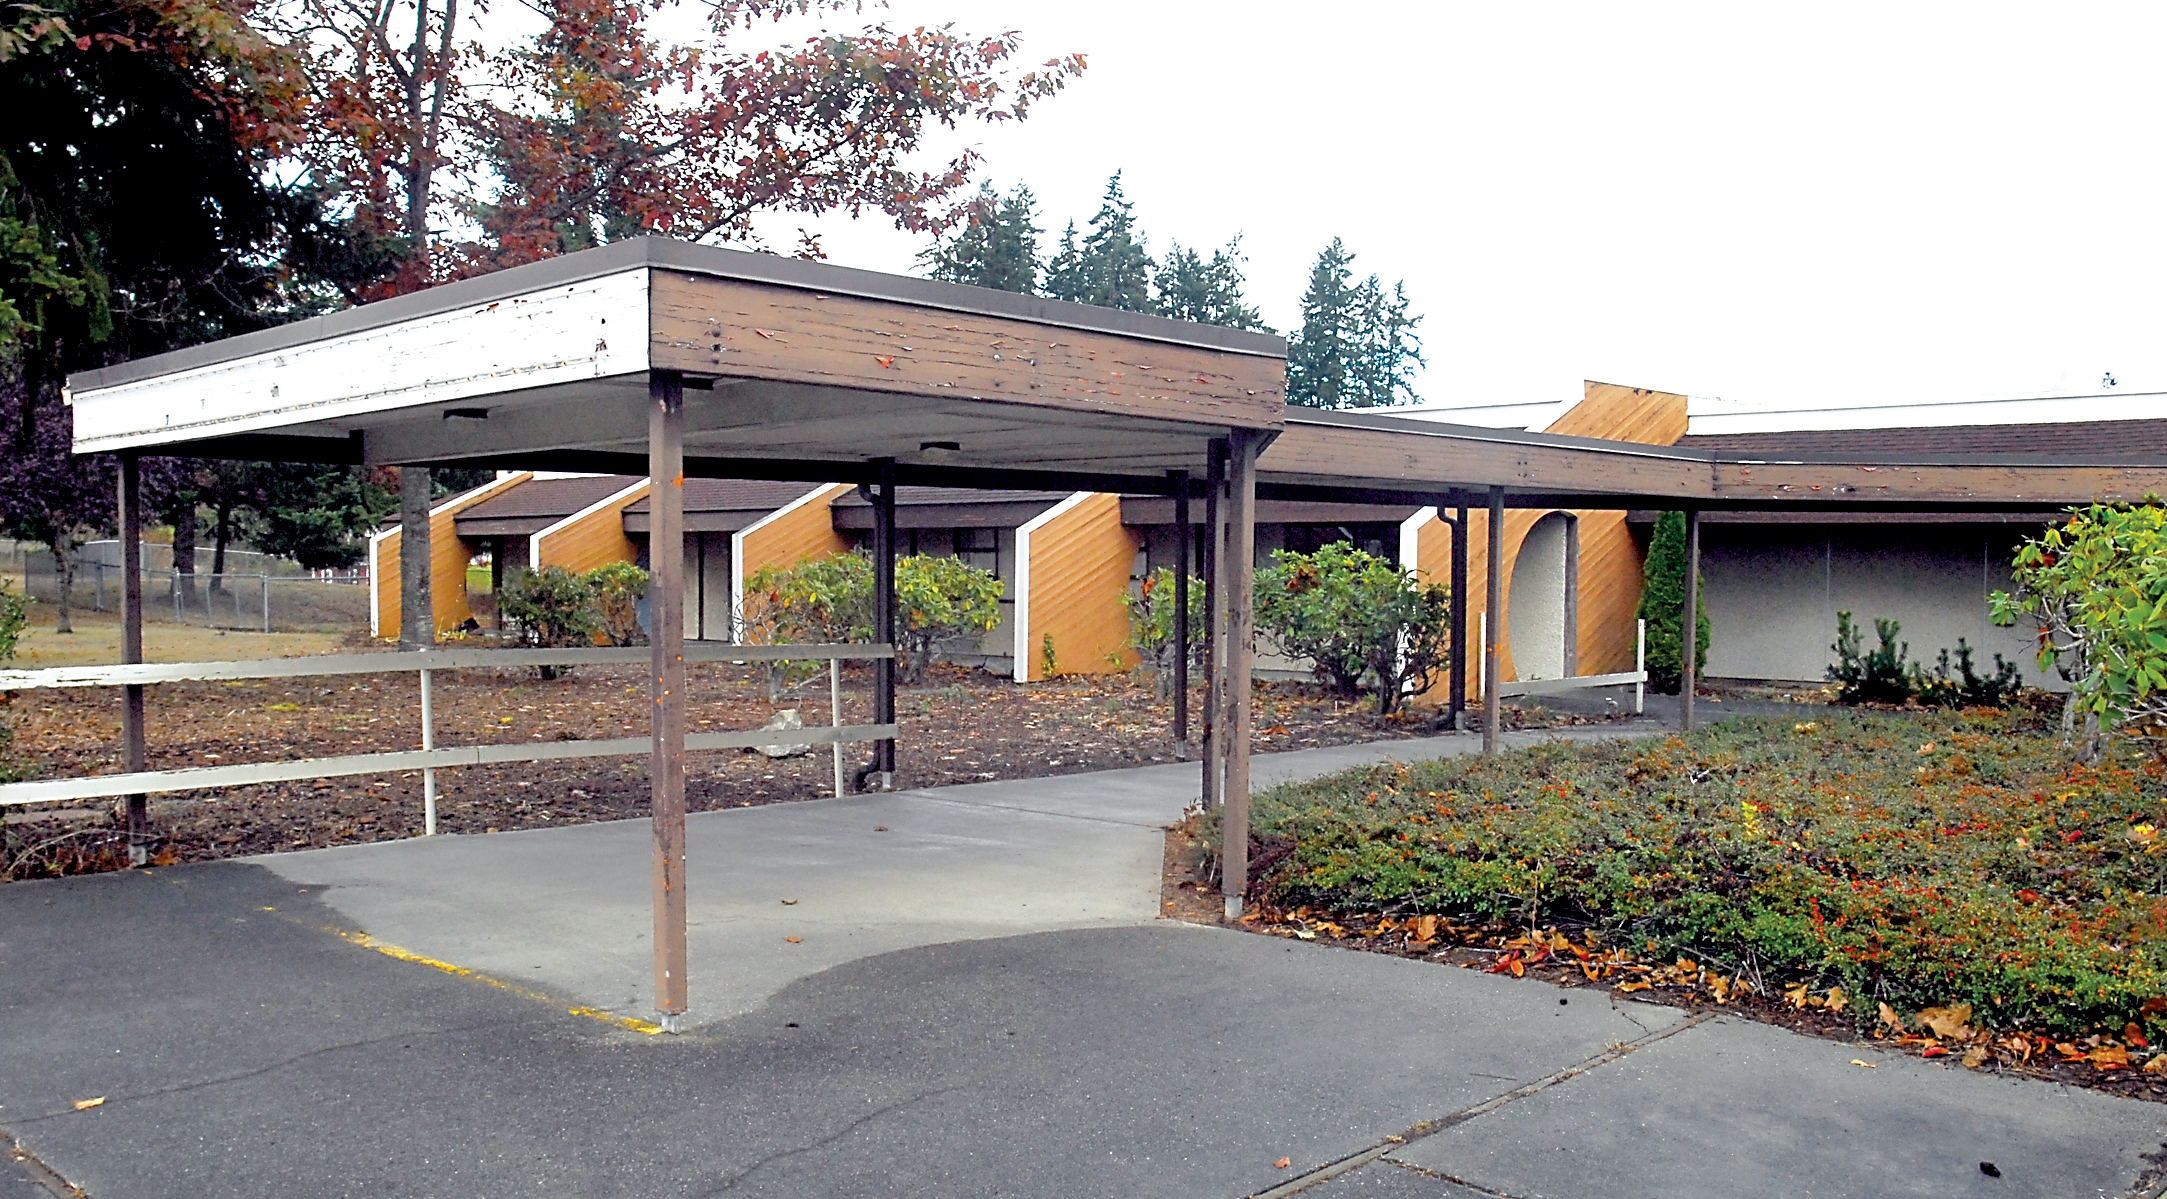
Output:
[67, 238, 1287, 491]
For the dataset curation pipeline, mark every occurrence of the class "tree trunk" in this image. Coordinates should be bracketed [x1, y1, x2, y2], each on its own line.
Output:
[172, 502, 198, 608]
[210, 503, 232, 594]
[52, 542, 74, 634]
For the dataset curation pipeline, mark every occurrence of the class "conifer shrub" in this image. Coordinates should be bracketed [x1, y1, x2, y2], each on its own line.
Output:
[1633, 511, 1710, 694]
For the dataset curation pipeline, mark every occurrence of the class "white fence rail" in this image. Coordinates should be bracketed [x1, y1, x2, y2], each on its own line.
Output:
[1481, 617, 1649, 715]
[0, 643, 898, 827]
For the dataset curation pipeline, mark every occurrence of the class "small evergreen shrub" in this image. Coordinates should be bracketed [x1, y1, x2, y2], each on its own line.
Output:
[1122, 567, 1206, 696]
[742, 550, 1003, 683]
[1633, 511, 1709, 694]
[585, 561, 651, 647]
[499, 566, 600, 678]
[1829, 611, 2022, 708]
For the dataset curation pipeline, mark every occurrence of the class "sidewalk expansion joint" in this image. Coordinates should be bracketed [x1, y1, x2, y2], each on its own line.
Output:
[5, 1131, 87, 1198]
[1246, 1010, 1716, 1199]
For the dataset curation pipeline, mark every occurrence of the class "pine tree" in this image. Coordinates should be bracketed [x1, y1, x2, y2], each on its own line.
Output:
[1287, 238, 1425, 408]
[1287, 238, 1357, 407]
[1634, 511, 1711, 694]
[1155, 236, 1269, 331]
[1042, 172, 1156, 312]
[917, 181, 1041, 294]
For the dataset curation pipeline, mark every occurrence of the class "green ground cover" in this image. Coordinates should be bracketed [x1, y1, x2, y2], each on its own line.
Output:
[1247, 709, 2167, 1039]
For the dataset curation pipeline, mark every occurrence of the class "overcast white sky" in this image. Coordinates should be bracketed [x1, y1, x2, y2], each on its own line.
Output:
[732, 1, 2166, 410]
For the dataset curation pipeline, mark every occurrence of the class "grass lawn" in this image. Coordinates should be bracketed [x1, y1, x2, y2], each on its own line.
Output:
[1245, 707, 2167, 1047]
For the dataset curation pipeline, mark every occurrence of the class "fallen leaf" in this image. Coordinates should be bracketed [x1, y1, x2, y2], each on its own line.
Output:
[1291, 928, 1317, 941]
[1917, 1004, 1974, 1041]
[1878, 1002, 1904, 1032]
[2144, 1055, 2167, 1074]
[1961, 1045, 1989, 1068]
[1824, 986, 1846, 1011]
[1784, 983, 1810, 1009]
[1617, 980, 1652, 993]
[2089, 1045, 2132, 1069]
[874, 355, 896, 369]
[1414, 914, 1439, 943]
[2127, 1022, 2149, 1048]
[784, 936, 803, 944]
[72, 1097, 104, 1110]
[1273, 1157, 1291, 1170]
[1849, 1059, 1877, 1068]
[780, 898, 798, 906]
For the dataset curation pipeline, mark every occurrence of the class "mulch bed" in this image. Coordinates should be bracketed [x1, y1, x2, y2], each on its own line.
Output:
[3, 661, 1448, 878]
[1158, 818, 2167, 1106]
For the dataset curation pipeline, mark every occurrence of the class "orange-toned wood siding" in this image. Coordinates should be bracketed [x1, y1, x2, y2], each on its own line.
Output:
[1016, 493, 1139, 682]
[1407, 383, 1686, 701]
[735, 483, 852, 582]
[372, 472, 531, 642]
[532, 482, 647, 574]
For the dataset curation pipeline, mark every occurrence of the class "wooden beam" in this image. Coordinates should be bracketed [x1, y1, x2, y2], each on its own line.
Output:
[1201, 439, 1226, 813]
[1171, 469, 1190, 760]
[1484, 486, 1504, 755]
[118, 452, 147, 864]
[648, 369, 689, 1025]
[1221, 429, 1260, 920]
[1449, 492, 1468, 730]
[1681, 508, 1700, 733]
[649, 271, 1285, 431]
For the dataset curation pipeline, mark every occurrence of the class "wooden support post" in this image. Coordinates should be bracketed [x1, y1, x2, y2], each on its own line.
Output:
[872, 458, 897, 789]
[1681, 507, 1700, 733]
[1446, 490, 1468, 731]
[1170, 470, 1190, 761]
[1562, 517, 1580, 678]
[118, 452, 147, 865]
[399, 466, 433, 649]
[1221, 430, 1259, 921]
[1483, 486, 1504, 755]
[1199, 439, 1227, 811]
[648, 370, 689, 1026]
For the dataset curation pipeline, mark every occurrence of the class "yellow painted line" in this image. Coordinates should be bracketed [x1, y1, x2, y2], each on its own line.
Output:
[331, 928, 666, 1036]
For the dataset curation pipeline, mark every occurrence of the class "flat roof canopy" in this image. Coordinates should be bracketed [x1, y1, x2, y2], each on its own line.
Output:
[67, 238, 1287, 491]
[67, 236, 2167, 512]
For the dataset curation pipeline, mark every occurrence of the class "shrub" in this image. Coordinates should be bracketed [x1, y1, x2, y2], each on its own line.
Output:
[1634, 511, 1710, 694]
[1255, 542, 1449, 715]
[1829, 612, 2022, 708]
[1993, 500, 2167, 755]
[499, 565, 599, 677]
[585, 561, 651, 647]
[743, 550, 1003, 684]
[1122, 567, 1206, 696]
[1247, 710, 2167, 1039]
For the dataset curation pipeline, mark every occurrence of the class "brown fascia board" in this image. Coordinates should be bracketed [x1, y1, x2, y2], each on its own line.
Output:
[621, 509, 783, 534]
[451, 517, 558, 537]
[1623, 509, 2059, 525]
[1119, 496, 1423, 526]
[69, 239, 1284, 393]
[830, 501, 1062, 531]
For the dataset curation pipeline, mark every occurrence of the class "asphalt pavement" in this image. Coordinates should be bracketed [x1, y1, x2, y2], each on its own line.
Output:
[1, 725, 2161, 1199]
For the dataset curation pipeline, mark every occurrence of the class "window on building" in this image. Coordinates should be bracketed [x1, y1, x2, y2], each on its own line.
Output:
[955, 527, 999, 577]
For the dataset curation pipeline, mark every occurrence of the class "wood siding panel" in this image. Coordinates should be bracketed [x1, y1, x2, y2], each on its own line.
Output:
[372, 472, 532, 642]
[649, 272, 1284, 429]
[1403, 385, 1685, 702]
[533, 482, 647, 574]
[1016, 493, 1140, 682]
[735, 483, 852, 583]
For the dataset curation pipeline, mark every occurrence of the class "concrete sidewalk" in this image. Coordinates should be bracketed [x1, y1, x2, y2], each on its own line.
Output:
[2, 724, 2161, 1199]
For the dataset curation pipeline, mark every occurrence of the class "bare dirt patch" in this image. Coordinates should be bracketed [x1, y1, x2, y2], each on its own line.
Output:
[4, 661, 1437, 878]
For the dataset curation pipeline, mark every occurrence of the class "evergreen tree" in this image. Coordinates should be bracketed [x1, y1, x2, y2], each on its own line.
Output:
[1155, 236, 1269, 331]
[1634, 511, 1711, 694]
[916, 181, 1041, 294]
[1286, 238, 1425, 408]
[1042, 172, 1156, 312]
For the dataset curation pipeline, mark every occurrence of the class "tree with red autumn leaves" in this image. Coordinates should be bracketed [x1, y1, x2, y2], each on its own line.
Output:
[274, 0, 1085, 295]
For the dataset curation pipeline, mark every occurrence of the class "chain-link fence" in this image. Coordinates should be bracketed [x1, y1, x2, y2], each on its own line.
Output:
[6, 542, 370, 633]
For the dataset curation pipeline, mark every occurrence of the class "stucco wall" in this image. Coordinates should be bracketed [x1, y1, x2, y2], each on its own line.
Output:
[1699, 522, 2055, 689]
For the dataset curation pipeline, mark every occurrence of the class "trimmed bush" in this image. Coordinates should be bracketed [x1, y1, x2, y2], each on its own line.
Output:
[1634, 511, 1709, 694]
[1254, 541, 1450, 715]
[743, 550, 1003, 683]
